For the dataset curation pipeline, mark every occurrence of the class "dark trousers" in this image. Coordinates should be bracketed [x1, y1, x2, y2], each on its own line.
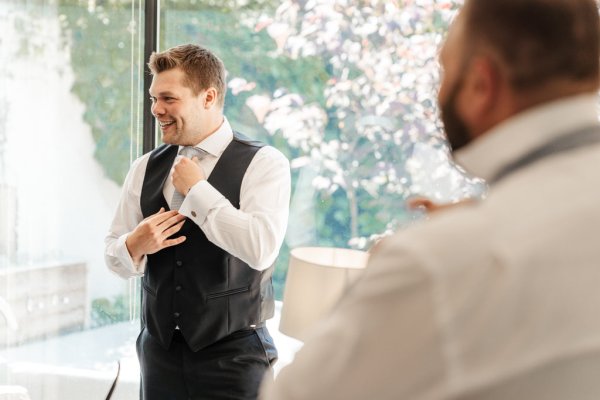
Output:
[136, 326, 278, 400]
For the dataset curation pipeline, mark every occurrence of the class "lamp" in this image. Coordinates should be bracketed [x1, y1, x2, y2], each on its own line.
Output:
[279, 246, 369, 341]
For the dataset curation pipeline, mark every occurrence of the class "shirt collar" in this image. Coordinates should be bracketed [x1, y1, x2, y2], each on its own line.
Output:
[454, 93, 599, 182]
[178, 117, 233, 157]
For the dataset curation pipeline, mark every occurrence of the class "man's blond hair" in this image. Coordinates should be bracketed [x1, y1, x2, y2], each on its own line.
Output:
[148, 44, 227, 108]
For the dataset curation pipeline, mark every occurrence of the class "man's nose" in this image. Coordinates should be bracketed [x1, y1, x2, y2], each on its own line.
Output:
[151, 101, 164, 116]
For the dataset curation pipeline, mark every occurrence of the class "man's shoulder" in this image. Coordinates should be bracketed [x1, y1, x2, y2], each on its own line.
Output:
[129, 150, 153, 172]
[232, 131, 264, 148]
[229, 131, 289, 165]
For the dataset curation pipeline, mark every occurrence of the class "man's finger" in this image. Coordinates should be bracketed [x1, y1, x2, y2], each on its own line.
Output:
[141, 207, 166, 222]
[406, 197, 434, 210]
[162, 220, 186, 238]
[150, 209, 180, 224]
[159, 213, 187, 228]
[163, 236, 187, 249]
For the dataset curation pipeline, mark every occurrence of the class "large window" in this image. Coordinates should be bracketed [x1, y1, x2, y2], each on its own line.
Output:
[0, 0, 480, 398]
[1, 0, 144, 398]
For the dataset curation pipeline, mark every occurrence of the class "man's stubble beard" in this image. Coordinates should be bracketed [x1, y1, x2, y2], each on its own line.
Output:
[440, 77, 473, 153]
[162, 124, 184, 145]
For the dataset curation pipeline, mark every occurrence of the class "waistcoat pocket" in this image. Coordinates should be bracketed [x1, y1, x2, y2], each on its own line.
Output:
[206, 286, 249, 300]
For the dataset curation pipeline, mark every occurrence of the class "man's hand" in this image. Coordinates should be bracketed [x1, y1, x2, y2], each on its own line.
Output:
[172, 156, 205, 196]
[125, 207, 187, 264]
[407, 196, 475, 214]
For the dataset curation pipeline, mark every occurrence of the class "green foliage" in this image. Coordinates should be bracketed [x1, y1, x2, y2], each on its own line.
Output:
[162, 8, 329, 137]
[91, 294, 130, 327]
[59, 3, 142, 185]
[58, 2, 327, 186]
[163, 0, 279, 13]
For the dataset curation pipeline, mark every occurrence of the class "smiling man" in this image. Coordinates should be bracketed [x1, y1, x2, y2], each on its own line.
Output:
[105, 44, 290, 400]
[260, 0, 600, 399]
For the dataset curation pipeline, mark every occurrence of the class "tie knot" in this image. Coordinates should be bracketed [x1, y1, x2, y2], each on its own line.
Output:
[180, 146, 207, 160]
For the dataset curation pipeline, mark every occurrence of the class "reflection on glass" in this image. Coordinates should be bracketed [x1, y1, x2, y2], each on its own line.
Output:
[0, 0, 143, 398]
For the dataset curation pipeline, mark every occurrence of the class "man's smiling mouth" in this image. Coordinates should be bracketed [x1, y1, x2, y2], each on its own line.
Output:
[159, 120, 175, 127]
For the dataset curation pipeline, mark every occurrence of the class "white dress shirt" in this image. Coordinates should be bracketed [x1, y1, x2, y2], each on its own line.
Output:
[260, 94, 600, 399]
[105, 117, 291, 278]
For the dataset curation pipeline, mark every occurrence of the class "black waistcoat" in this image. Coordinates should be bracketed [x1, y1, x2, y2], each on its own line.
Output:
[139, 132, 275, 352]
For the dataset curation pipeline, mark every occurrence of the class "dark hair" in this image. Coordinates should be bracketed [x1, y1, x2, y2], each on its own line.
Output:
[148, 44, 227, 107]
[462, 0, 600, 90]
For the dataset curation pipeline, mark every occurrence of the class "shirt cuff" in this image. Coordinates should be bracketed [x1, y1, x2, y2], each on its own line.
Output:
[118, 233, 147, 275]
[179, 180, 225, 225]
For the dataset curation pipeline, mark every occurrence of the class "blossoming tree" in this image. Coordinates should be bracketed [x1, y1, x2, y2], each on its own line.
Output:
[240, 0, 481, 249]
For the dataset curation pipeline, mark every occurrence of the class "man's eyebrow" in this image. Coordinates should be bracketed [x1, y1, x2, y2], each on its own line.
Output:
[149, 90, 177, 97]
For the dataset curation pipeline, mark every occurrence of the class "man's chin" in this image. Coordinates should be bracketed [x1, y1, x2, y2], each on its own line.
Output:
[161, 136, 175, 145]
[160, 130, 180, 145]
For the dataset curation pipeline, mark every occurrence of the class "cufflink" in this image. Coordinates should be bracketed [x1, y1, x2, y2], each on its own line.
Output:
[191, 211, 197, 217]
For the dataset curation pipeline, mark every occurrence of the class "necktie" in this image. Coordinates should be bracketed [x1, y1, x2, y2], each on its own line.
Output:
[170, 146, 208, 211]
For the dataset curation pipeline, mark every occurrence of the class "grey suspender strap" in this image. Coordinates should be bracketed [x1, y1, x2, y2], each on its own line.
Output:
[489, 125, 600, 184]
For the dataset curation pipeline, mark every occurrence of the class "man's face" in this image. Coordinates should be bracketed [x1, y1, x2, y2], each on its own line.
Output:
[149, 67, 206, 146]
[438, 17, 473, 152]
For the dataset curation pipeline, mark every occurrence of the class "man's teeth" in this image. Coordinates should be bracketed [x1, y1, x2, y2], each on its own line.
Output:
[160, 121, 175, 127]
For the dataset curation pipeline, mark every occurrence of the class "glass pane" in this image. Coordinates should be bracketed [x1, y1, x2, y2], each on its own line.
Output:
[159, 0, 483, 300]
[0, 0, 144, 398]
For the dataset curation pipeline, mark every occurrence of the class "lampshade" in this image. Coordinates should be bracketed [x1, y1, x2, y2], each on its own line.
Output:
[279, 246, 369, 341]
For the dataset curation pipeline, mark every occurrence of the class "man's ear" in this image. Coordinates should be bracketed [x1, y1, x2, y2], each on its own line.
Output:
[459, 55, 503, 133]
[204, 87, 219, 109]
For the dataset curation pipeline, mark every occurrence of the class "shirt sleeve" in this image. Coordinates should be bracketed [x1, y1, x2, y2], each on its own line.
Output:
[179, 146, 291, 271]
[104, 155, 149, 278]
